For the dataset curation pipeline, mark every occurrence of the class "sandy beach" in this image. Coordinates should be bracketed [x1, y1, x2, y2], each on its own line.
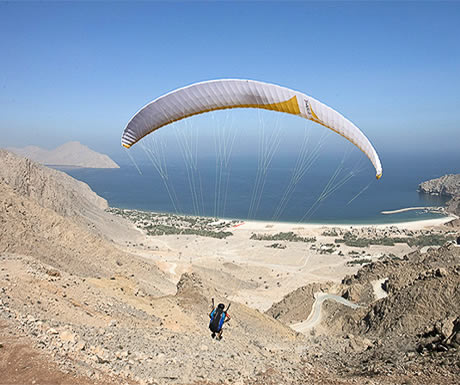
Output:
[230, 213, 456, 231]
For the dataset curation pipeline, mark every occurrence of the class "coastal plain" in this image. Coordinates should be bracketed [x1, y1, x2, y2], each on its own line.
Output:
[113, 209, 456, 311]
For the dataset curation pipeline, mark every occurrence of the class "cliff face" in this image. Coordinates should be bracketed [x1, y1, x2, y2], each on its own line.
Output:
[7, 141, 119, 169]
[419, 174, 460, 216]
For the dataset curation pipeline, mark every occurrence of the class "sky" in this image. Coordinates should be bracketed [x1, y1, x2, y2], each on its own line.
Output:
[1, 1, 459, 164]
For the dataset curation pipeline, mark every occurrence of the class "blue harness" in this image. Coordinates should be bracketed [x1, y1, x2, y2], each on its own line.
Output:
[209, 309, 226, 332]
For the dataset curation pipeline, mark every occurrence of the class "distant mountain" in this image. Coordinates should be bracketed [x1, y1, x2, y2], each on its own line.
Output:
[7, 141, 119, 168]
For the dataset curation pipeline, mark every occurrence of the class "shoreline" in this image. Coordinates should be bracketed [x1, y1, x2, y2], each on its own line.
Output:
[112, 206, 456, 231]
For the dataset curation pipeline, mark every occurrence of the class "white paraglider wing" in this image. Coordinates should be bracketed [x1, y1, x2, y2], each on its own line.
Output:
[122, 79, 382, 179]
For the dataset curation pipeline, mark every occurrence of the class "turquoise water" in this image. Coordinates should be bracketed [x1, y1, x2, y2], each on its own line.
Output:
[59, 151, 457, 225]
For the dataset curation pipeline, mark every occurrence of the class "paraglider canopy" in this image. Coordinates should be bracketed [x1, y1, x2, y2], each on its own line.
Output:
[122, 79, 382, 179]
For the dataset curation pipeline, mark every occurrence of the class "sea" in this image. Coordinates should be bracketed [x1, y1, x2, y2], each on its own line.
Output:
[58, 150, 459, 225]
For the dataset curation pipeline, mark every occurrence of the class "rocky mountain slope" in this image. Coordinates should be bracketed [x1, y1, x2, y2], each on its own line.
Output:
[1, 150, 459, 384]
[0, 149, 136, 242]
[336, 245, 459, 336]
[0, 154, 172, 296]
[0, 182, 166, 291]
[0, 149, 107, 215]
[267, 242, 460, 382]
[7, 141, 119, 168]
[0, 151, 322, 384]
[419, 173, 460, 216]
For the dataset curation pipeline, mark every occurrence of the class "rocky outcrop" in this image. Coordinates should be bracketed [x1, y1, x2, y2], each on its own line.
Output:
[417, 316, 460, 353]
[419, 174, 460, 197]
[419, 174, 460, 216]
[359, 261, 460, 338]
[446, 196, 460, 216]
[7, 141, 119, 169]
[328, 244, 460, 337]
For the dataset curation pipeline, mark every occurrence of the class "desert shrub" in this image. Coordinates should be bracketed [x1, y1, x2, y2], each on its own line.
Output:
[347, 258, 372, 265]
[250, 232, 316, 243]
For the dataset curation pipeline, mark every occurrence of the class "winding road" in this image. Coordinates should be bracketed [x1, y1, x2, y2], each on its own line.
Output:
[291, 293, 360, 333]
[292, 279, 390, 334]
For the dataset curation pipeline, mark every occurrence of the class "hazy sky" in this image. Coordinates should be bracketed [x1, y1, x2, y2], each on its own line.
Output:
[1, 1, 459, 161]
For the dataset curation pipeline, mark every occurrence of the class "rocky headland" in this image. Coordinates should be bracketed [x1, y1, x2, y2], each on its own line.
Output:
[419, 174, 460, 217]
